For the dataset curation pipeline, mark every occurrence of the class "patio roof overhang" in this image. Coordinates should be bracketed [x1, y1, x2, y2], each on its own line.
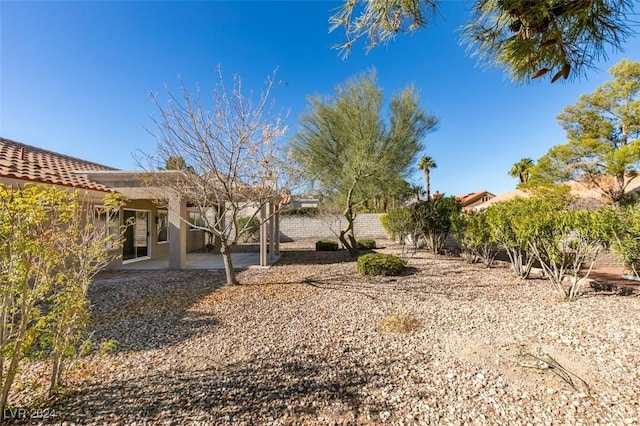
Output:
[76, 170, 281, 269]
[76, 170, 178, 200]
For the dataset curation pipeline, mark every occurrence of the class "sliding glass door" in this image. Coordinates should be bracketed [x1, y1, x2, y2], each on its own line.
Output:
[123, 210, 150, 262]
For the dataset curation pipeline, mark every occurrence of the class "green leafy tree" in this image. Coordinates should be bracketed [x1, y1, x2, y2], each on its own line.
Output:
[331, 0, 634, 83]
[289, 70, 438, 255]
[382, 206, 421, 256]
[163, 156, 187, 170]
[410, 184, 426, 202]
[161, 156, 195, 173]
[418, 155, 437, 200]
[531, 59, 640, 205]
[368, 177, 413, 212]
[411, 196, 462, 254]
[516, 197, 615, 300]
[0, 185, 125, 411]
[463, 0, 634, 82]
[611, 205, 640, 276]
[485, 197, 537, 278]
[509, 157, 535, 186]
[452, 209, 498, 267]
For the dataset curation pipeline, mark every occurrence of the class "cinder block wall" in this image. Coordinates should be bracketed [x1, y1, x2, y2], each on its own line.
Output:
[279, 213, 389, 240]
[593, 249, 625, 268]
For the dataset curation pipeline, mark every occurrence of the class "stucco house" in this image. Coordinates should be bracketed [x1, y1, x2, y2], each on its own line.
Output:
[456, 190, 496, 210]
[0, 137, 280, 269]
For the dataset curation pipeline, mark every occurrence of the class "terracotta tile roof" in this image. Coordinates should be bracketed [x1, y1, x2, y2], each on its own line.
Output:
[476, 189, 530, 208]
[0, 137, 119, 192]
[456, 190, 495, 207]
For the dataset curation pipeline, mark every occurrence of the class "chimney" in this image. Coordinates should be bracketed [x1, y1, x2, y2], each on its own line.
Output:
[20, 147, 25, 160]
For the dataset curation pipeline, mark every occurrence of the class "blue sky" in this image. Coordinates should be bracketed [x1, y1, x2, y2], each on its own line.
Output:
[2, 1, 639, 197]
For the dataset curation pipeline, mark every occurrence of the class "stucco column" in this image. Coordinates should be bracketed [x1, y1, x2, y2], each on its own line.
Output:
[268, 202, 276, 260]
[259, 204, 267, 266]
[168, 194, 187, 269]
[274, 204, 280, 256]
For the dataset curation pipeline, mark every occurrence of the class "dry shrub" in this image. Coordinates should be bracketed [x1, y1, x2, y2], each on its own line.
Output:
[377, 314, 421, 333]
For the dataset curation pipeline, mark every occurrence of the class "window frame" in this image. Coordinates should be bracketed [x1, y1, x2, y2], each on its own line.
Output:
[157, 209, 169, 243]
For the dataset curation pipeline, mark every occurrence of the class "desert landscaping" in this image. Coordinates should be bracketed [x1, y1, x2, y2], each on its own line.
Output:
[12, 240, 638, 425]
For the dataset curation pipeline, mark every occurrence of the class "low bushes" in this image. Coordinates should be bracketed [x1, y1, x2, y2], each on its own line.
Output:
[384, 197, 461, 254]
[315, 239, 339, 251]
[612, 205, 640, 276]
[357, 252, 405, 276]
[357, 239, 376, 250]
[452, 209, 497, 267]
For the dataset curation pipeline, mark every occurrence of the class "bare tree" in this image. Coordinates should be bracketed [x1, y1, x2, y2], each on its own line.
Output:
[142, 67, 291, 285]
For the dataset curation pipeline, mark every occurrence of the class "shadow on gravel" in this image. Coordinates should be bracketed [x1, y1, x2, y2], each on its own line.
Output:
[89, 270, 225, 353]
[52, 353, 381, 424]
[277, 249, 357, 266]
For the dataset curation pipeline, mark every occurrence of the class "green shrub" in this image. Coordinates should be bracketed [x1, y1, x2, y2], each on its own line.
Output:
[237, 216, 260, 243]
[611, 205, 640, 276]
[452, 209, 497, 267]
[382, 208, 415, 242]
[280, 207, 319, 216]
[357, 252, 405, 276]
[411, 196, 462, 254]
[357, 239, 376, 250]
[380, 214, 390, 236]
[316, 239, 339, 251]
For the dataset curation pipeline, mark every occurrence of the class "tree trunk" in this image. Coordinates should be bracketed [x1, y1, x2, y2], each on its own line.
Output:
[519, 172, 528, 184]
[220, 243, 238, 285]
[49, 353, 62, 395]
[339, 208, 359, 256]
[425, 170, 431, 200]
[614, 125, 628, 205]
[614, 172, 625, 205]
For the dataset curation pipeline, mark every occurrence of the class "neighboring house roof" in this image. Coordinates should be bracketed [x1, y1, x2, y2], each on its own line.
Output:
[476, 177, 640, 209]
[457, 190, 495, 209]
[476, 189, 530, 208]
[0, 137, 118, 192]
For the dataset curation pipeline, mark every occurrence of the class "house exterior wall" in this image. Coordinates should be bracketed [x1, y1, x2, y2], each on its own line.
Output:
[101, 199, 164, 268]
[464, 196, 493, 210]
[107, 200, 208, 267]
[187, 230, 206, 252]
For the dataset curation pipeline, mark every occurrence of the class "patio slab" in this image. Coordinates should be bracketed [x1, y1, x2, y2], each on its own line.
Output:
[113, 252, 280, 271]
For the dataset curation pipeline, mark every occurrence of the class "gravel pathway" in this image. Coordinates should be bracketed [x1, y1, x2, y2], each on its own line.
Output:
[19, 241, 640, 424]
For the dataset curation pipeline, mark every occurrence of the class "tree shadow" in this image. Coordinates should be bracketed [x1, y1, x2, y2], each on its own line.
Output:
[277, 248, 356, 266]
[588, 280, 639, 296]
[51, 352, 383, 424]
[88, 270, 225, 353]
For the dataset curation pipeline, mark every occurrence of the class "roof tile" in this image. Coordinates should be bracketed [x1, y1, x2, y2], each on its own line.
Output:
[0, 137, 119, 192]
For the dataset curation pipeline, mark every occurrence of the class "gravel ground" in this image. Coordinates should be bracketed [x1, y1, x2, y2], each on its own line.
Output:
[15, 240, 640, 425]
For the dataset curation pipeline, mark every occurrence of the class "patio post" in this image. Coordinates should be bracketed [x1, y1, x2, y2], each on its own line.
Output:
[268, 201, 276, 261]
[259, 203, 267, 266]
[274, 201, 280, 256]
[168, 194, 187, 269]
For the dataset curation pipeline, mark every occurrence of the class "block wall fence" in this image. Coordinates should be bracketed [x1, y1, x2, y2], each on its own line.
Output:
[278, 213, 389, 241]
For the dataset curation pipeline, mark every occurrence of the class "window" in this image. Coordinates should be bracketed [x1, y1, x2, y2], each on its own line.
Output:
[157, 210, 169, 243]
[95, 207, 120, 250]
[188, 211, 204, 230]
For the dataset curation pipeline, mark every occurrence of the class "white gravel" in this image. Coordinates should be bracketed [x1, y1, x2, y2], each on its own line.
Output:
[19, 240, 640, 424]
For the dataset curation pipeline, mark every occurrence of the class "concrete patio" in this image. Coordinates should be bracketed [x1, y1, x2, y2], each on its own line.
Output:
[114, 252, 281, 271]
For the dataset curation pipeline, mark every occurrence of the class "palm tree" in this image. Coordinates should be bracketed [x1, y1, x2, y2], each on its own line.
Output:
[410, 184, 426, 202]
[418, 155, 437, 200]
[509, 158, 535, 185]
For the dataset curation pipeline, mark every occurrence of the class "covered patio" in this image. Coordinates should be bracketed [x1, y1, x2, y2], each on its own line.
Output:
[113, 251, 280, 271]
[80, 170, 283, 270]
